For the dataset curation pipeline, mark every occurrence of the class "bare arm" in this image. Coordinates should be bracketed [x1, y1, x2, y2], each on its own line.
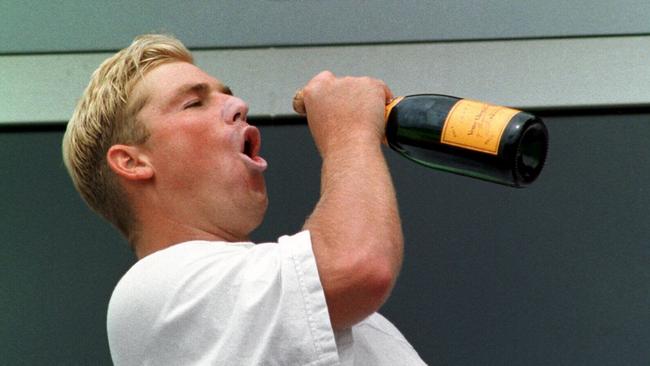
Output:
[296, 71, 404, 330]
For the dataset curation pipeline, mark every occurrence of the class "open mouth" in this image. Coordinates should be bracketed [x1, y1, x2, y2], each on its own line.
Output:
[240, 126, 267, 171]
[242, 127, 260, 159]
[243, 139, 253, 158]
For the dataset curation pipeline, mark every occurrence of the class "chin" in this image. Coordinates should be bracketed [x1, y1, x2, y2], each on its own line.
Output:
[247, 194, 268, 231]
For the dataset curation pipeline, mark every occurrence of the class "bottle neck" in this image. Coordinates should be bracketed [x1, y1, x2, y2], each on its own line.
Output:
[384, 96, 405, 121]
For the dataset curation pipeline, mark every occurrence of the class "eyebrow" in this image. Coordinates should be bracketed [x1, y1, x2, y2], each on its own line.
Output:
[169, 82, 233, 105]
[127, 80, 234, 120]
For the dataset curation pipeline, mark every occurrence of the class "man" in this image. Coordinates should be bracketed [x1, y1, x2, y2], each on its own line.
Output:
[63, 34, 426, 365]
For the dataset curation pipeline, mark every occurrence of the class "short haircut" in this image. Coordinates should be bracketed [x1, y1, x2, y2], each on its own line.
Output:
[62, 34, 193, 242]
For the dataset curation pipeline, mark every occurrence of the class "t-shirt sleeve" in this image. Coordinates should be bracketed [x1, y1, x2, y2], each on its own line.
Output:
[107, 231, 341, 366]
[277, 231, 341, 363]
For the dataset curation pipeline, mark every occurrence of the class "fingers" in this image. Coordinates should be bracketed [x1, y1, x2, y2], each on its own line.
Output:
[293, 71, 335, 115]
[292, 89, 306, 115]
[292, 71, 392, 115]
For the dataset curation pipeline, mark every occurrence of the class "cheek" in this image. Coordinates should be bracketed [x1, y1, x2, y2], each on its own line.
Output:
[148, 117, 243, 186]
[182, 135, 243, 187]
[152, 127, 225, 177]
[158, 121, 229, 157]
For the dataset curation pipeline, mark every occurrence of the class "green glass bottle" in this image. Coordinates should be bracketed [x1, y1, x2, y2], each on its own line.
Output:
[384, 94, 548, 187]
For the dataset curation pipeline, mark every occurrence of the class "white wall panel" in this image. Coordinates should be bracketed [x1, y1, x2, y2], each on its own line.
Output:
[2, 36, 649, 124]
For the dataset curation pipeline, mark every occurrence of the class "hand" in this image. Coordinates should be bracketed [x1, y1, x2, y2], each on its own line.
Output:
[294, 71, 393, 156]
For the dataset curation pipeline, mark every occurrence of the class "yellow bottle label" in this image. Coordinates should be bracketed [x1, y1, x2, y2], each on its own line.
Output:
[441, 99, 520, 155]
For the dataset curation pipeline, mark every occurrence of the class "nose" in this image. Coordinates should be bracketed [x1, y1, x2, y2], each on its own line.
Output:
[224, 96, 249, 124]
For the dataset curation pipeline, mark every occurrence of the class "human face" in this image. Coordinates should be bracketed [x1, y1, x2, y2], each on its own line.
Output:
[131, 61, 268, 240]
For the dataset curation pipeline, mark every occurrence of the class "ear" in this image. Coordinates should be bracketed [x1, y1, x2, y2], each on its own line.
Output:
[106, 144, 154, 181]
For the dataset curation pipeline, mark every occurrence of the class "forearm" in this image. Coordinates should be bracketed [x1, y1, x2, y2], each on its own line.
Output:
[304, 139, 403, 329]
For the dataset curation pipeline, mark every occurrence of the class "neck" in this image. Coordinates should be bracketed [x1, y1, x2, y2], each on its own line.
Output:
[132, 210, 249, 259]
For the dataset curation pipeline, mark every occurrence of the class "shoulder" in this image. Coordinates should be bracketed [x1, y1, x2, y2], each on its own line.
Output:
[106, 232, 342, 365]
[107, 241, 249, 323]
[114, 241, 245, 291]
[108, 231, 316, 316]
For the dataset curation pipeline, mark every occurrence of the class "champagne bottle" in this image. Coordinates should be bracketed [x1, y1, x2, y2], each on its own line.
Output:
[384, 95, 548, 187]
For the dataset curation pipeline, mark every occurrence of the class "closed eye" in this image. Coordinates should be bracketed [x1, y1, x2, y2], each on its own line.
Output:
[183, 100, 203, 109]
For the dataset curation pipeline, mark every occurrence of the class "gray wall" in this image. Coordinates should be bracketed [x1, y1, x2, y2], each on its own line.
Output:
[2, 0, 650, 53]
[2, 112, 649, 365]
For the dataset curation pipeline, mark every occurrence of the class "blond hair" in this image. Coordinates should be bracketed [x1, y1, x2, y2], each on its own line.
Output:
[62, 34, 193, 242]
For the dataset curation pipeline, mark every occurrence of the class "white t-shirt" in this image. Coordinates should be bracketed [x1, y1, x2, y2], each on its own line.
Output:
[107, 231, 426, 365]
